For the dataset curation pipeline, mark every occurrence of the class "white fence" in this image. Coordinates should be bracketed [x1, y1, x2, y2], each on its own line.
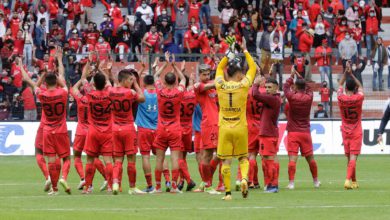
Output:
[0, 121, 388, 156]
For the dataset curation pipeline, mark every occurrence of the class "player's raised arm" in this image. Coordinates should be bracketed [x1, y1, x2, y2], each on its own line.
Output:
[18, 58, 37, 90]
[132, 75, 145, 103]
[283, 66, 295, 98]
[56, 46, 65, 79]
[241, 38, 256, 84]
[172, 55, 186, 89]
[73, 61, 91, 96]
[349, 69, 363, 94]
[154, 51, 170, 82]
[216, 56, 228, 81]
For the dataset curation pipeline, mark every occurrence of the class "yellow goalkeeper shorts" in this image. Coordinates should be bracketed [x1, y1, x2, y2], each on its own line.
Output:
[217, 126, 248, 159]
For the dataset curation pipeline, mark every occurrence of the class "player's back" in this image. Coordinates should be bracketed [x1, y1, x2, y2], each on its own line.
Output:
[156, 84, 183, 128]
[338, 89, 364, 135]
[109, 86, 137, 130]
[216, 79, 250, 128]
[38, 88, 68, 133]
[286, 87, 313, 132]
[194, 82, 218, 127]
[246, 87, 263, 128]
[87, 88, 112, 133]
[180, 89, 196, 128]
[258, 93, 281, 137]
[135, 89, 158, 130]
[71, 89, 89, 135]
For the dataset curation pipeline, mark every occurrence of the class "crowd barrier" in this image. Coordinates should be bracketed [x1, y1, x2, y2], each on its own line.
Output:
[0, 120, 388, 156]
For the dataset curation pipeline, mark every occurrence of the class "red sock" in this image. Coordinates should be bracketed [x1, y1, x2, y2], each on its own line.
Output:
[288, 161, 296, 181]
[35, 154, 49, 179]
[265, 160, 275, 186]
[61, 159, 70, 181]
[94, 159, 106, 180]
[237, 166, 242, 181]
[119, 163, 123, 186]
[171, 169, 180, 189]
[127, 162, 136, 188]
[105, 163, 113, 188]
[273, 161, 279, 186]
[74, 157, 85, 179]
[178, 159, 192, 183]
[248, 159, 256, 183]
[155, 169, 162, 189]
[85, 163, 95, 189]
[48, 162, 60, 191]
[55, 158, 61, 167]
[309, 160, 318, 180]
[352, 167, 356, 182]
[113, 161, 122, 183]
[145, 173, 153, 187]
[201, 163, 211, 187]
[163, 169, 170, 182]
[210, 159, 219, 175]
[253, 161, 259, 185]
[346, 160, 356, 180]
[262, 159, 269, 186]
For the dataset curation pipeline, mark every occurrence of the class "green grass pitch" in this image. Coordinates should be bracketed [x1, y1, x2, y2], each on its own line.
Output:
[0, 155, 390, 219]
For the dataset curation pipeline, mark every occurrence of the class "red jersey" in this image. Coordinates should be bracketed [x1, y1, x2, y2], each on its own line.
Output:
[11, 63, 23, 88]
[283, 77, 313, 133]
[48, 0, 59, 19]
[21, 87, 36, 110]
[36, 88, 68, 133]
[252, 84, 280, 137]
[320, 87, 330, 102]
[180, 89, 196, 132]
[86, 88, 112, 133]
[71, 89, 89, 136]
[84, 31, 100, 45]
[144, 32, 160, 52]
[194, 82, 218, 128]
[156, 81, 184, 129]
[198, 32, 212, 53]
[246, 87, 263, 129]
[95, 42, 111, 60]
[109, 86, 138, 131]
[337, 87, 364, 135]
[10, 18, 21, 38]
[188, 2, 201, 22]
[68, 37, 82, 52]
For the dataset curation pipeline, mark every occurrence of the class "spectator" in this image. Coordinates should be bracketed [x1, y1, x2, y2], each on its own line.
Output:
[350, 57, 366, 86]
[100, 14, 114, 42]
[334, 17, 348, 65]
[351, 19, 363, 57]
[34, 18, 47, 60]
[183, 26, 200, 60]
[65, 55, 80, 85]
[157, 17, 172, 39]
[36, 4, 50, 34]
[261, 1, 272, 30]
[311, 14, 330, 48]
[135, 0, 154, 30]
[366, 7, 379, 66]
[131, 12, 147, 61]
[259, 24, 273, 76]
[289, 10, 309, 52]
[319, 81, 330, 113]
[330, 0, 344, 16]
[142, 24, 163, 55]
[22, 24, 33, 70]
[308, 0, 321, 24]
[314, 103, 328, 118]
[270, 26, 283, 89]
[47, 0, 59, 29]
[95, 36, 111, 61]
[298, 26, 313, 81]
[220, 1, 234, 36]
[153, 0, 166, 23]
[10, 12, 21, 39]
[0, 12, 6, 38]
[338, 31, 357, 71]
[64, 0, 84, 34]
[314, 39, 332, 85]
[0, 101, 10, 120]
[322, 7, 335, 47]
[199, 0, 211, 30]
[174, 1, 189, 48]
[116, 24, 131, 61]
[372, 37, 387, 91]
[242, 20, 257, 55]
[49, 21, 66, 44]
[83, 22, 100, 46]
[281, 0, 293, 44]
[188, 0, 201, 25]
[20, 81, 36, 121]
[345, 3, 359, 28]
[81, 0, 94, 30]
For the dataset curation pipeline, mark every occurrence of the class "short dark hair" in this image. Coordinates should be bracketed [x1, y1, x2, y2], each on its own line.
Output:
[266, 78, 278, 86]
[45, 73, 57, 86]
[345, 79, 356, 92]
[295, 78, 306, 90]
[118, 70, 132, 83]
[165, 72, 176, 85]
[143, 74, 155, 85]
[39, 18, 46, 25]
[94, 72, 107, 90]
[227, 58, 242, 77]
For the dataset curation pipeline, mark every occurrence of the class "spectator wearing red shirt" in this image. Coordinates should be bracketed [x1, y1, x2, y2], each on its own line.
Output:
[319, 81, 330, 112]
[298, 27, 313, 82]
[47, 0, 59, 28]
[314, 39, 332, 85]
[188, 0, 201, 23]
[311, 14, 330, 48]
[95, 36, 111, 61]
[21, 81, 37, 120]
[49, 21, 65, 42]
[308, 0, 321, 24]
[80, 0, 94, 29]
[64, 0, 84, 34]
[68, 30, 82, 53]
[142, 24, 162, 54]
[83, 22, 100, 46]
[14, 30, 24, 57]
[9, 14, 21, 39]
[102, 1, 122, 37]
[352, 19, 363, 57]
[183, 26, 201, 59]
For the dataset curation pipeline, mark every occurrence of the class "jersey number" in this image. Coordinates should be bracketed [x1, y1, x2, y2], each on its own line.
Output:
[90, 102, 111, 117]
[250, 101, 262, 115]
[229, 93, 233, 107]
[180, 103, 195, 117]
[112, 100, 131, 112]
[163, 101, 174, 115]
[343, 107, 358, 120]
[42, 102, 65, 117]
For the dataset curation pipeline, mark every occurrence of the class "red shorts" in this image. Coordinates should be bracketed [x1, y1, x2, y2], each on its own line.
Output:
[200, 125, 218, 150]
[154, 127, 182, 151]
[342, 132, 362, 155]
[137, 127, 156, 155]
[113, 129, 137, 157]
[287, 132, 313, 157]
[181, 132, 193, 153]
[194, 131, 202, 153]
[35, 127, 43, 150]
[248, 126, 260, 153]
[259, 136, 279, 156]
[84, 128, 113, 157]
[73, 135, 86, 152]
[43, 131, 70, 158]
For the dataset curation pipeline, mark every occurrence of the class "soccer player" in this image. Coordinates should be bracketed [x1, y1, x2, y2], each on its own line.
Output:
[338, 63, 364, 190]
[215, 39, 256, 200]
[110, 69, 146, 195]
[152, 52, 186, 193]
[252, 77, 281, 193]
[194, 64, 221, 195]
[19, 53, 71, 195]
[177, 65, 197, 192]
[283, 67, 320, 189]
[73, 60, 114, 194]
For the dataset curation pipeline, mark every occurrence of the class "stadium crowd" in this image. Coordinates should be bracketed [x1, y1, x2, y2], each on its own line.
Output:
[0, 0, 387, 121]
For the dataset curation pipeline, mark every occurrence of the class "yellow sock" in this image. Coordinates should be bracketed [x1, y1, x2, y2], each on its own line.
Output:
[221, 164, 231, 193]
[239, 158, 249, 181]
